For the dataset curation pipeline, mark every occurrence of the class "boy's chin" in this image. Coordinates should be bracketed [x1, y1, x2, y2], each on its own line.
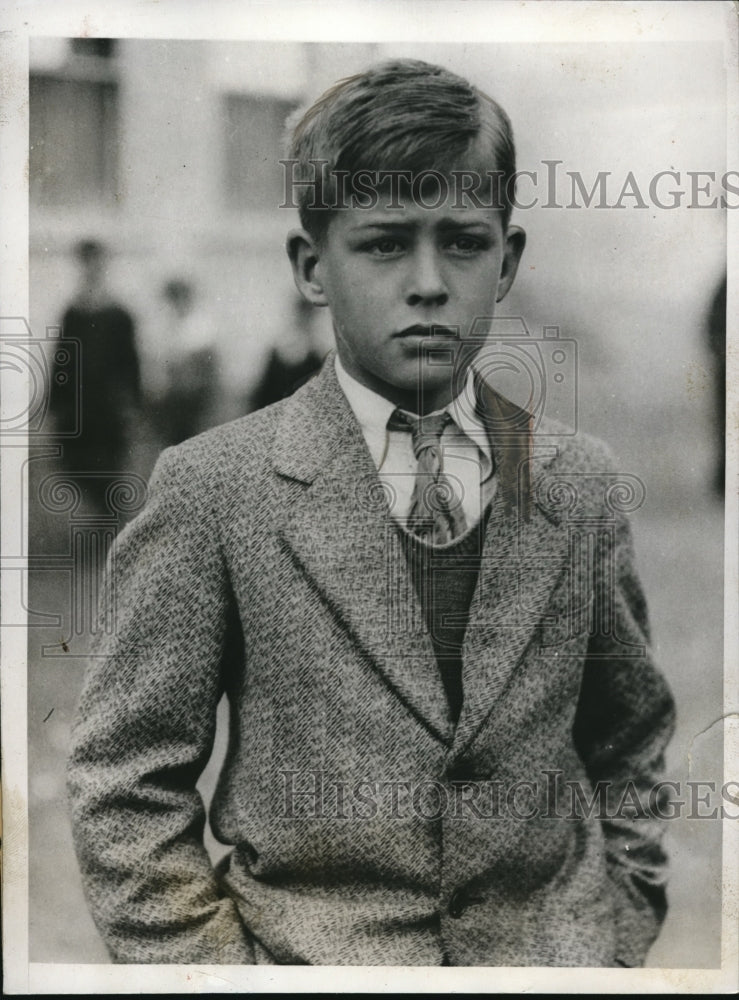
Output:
[379, 374, 458, 412]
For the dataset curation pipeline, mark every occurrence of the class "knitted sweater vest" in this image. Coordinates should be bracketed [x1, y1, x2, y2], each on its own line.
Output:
[396, 506, 492, 724]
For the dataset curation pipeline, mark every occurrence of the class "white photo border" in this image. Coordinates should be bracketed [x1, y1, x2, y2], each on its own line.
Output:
[2, 0, 737, 994]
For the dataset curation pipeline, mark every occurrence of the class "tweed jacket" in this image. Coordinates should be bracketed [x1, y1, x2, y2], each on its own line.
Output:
[67, 354, 676, 967]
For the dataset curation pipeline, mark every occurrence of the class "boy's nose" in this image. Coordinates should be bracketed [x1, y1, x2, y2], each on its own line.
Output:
[405, 249, 449, 307]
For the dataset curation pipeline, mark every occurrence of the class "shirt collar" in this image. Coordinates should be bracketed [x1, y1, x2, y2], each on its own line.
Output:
[334, 354, 493, 469]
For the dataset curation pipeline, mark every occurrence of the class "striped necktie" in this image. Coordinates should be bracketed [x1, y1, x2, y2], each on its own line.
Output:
[387, 409, 468, 545]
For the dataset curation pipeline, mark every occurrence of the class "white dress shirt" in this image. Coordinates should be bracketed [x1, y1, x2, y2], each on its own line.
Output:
[335, 356, 497, 530]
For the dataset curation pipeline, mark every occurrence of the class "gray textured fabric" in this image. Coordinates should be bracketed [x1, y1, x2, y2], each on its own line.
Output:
[67, 353, 676, 967]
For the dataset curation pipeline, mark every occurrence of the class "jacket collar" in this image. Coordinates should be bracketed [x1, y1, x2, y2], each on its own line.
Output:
[272, 351, 557, 506]
[272, 352, 568, 747]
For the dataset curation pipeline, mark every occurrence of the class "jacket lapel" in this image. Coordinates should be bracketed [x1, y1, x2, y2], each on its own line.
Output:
[273, 358, 454, 746]
[452, 382, 570, 755]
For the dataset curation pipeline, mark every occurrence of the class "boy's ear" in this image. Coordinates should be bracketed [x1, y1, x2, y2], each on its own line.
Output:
[496, 225, 526, 302]
[286, 229, 329, 307]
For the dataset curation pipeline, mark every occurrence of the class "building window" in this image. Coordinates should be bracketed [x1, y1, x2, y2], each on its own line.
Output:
[222, 93, 298, 211]
[29, 39, 120, 209]
[69, 38, 117, 59]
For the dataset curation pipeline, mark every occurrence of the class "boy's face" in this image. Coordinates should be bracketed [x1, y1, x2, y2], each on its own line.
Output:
[288, 180, 525, 413]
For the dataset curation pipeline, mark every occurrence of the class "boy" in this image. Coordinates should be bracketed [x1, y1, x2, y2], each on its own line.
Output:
[68, 59, 676, 967]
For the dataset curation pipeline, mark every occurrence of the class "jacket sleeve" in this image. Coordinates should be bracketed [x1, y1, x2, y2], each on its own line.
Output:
[572, 491, 677, 969]
[67, 446, 254, 964]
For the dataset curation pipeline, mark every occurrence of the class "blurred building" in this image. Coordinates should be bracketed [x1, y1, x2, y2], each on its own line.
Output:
[29, 39, 381, 437]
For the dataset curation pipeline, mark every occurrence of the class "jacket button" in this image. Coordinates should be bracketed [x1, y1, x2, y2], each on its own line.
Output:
[448, 887, 471, 918]
[445, 759, 487, 785]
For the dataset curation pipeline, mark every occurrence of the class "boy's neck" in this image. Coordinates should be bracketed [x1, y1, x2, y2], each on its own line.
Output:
[352, 373, 456, 415]
[336, 353, 473, 415]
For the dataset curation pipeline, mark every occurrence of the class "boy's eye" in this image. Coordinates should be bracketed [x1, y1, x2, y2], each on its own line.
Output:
[366, 239, 404, 256]
[448, 235, 485, 253]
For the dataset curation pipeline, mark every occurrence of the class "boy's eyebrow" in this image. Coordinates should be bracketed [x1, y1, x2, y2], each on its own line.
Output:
[346, 217, 496, 235]
[436, 217, 495, 233]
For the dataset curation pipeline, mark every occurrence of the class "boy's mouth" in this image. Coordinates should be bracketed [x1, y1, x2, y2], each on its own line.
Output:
[393, 324, 459, 339]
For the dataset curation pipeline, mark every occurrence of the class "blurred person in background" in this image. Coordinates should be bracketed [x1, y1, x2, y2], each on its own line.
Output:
[48, 238, 142, 514]
[247, 294, 328, 412]
[155, 277, 221, 445]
